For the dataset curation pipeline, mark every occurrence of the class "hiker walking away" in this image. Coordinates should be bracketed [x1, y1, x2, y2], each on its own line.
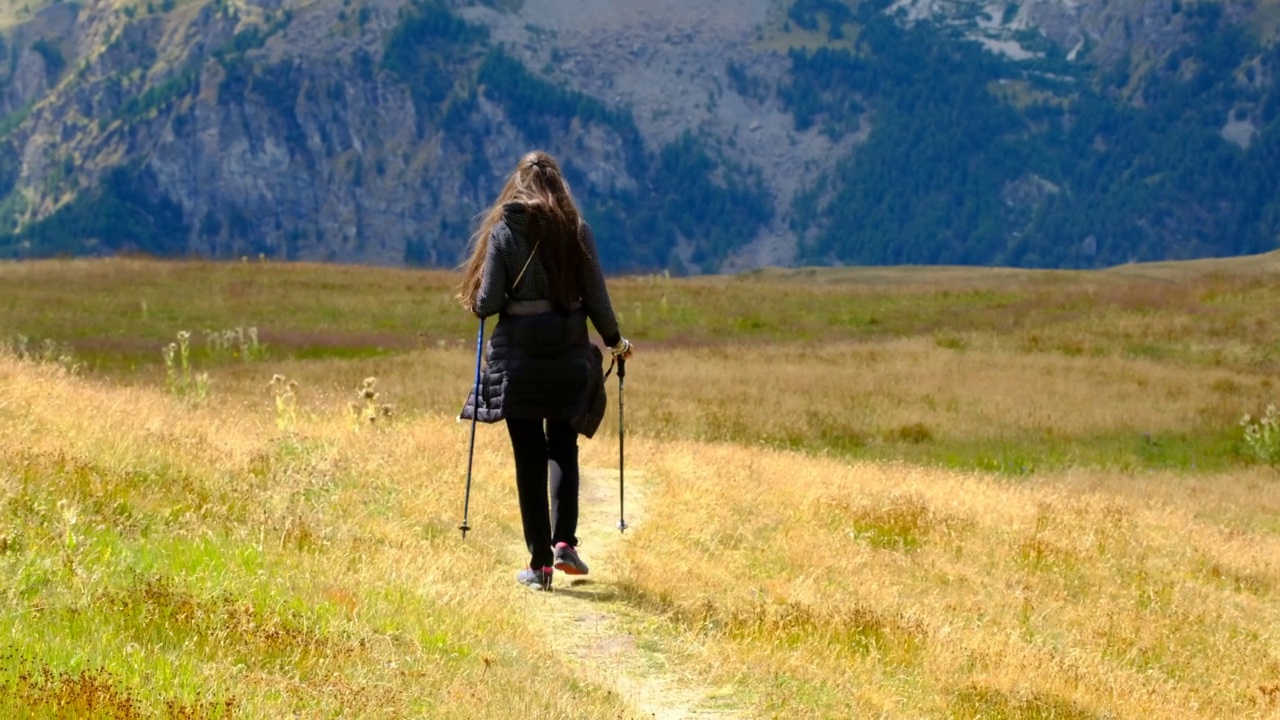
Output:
[458, 150, 634, 591]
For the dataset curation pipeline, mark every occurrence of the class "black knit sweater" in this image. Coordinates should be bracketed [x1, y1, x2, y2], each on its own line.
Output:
[473, 203, 622, 348]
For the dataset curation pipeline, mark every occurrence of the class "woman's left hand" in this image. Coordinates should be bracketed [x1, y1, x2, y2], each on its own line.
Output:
[611, 337, 633, 359]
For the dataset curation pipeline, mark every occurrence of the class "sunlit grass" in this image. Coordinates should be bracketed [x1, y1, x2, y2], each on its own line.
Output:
[0, 354, 630, 718]
[2, 254, 1280, 717]
[4, 254, 1280, 474]
[6, 253, 1280, 376]
[605, 438, 1280, 717]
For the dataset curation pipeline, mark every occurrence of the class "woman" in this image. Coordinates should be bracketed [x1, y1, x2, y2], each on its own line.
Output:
[458, 150, 633, 591]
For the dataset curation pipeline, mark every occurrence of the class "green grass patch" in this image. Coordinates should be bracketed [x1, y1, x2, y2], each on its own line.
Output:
[4, 257, 1278, 475]
[763, 426, 1250, 476]
[924, 428, 1249, 475]
[5, 258, 1280, 374]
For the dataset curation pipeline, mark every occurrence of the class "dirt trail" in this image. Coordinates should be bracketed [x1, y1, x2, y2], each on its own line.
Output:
[522, 468, 742, 720]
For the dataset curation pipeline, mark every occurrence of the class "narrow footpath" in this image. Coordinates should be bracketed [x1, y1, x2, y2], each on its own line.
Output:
[517, 468, 743, 720]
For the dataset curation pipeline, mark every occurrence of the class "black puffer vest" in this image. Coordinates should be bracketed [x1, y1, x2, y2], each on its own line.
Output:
[460, 307, 607, 437]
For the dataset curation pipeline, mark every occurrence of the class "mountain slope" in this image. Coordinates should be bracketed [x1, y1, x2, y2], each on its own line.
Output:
[0, 0, 1277, 271]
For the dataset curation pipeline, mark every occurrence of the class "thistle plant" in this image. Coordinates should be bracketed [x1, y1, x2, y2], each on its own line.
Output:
[1241, 404, 1280, 469]
[163, 330, 210, 400]
[268, 374, 299, 432]
[647, 268, 674, 322]
[204, 326, 265, 361]
[351, 376, 394, 429]
[3, 333, 80, 373]
[1, 333, 26, 356]
[235, 326, 263, 360]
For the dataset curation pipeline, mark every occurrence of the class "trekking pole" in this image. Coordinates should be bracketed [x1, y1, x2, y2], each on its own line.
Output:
[459, 317, 485, 539]
[617, 356, 628, 533]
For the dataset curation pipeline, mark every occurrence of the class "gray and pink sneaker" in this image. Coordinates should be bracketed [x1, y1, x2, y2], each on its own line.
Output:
[553, 543, 589, 576]
[516, 566, 553, 591]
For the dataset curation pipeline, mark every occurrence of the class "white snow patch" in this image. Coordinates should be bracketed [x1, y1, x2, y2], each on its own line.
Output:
[979, 37, 1041, 61]
[1222, 117, 1258, 149]
[1066, 37, 1085, 61]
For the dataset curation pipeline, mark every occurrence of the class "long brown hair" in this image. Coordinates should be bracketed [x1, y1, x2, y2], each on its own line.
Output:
[457, 151, 585, 311]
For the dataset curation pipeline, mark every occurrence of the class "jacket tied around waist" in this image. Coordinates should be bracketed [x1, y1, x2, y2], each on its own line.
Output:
[459, 306, 607, 438]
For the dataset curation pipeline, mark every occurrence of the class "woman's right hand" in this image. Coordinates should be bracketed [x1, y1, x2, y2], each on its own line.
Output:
[611, 337, 633, 359]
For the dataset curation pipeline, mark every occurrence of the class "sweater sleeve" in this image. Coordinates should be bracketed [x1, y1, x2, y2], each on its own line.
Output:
[577, 222, 621, 347]
[473, 223, 509, 319]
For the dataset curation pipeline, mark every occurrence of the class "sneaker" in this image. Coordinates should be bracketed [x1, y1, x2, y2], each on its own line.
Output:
[516, 566, 553, 591]
[553, 542, 589, 576]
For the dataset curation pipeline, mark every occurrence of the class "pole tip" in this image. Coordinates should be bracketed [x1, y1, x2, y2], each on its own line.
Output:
[617, 519, 628, 533]
[459, 522, 470, 539]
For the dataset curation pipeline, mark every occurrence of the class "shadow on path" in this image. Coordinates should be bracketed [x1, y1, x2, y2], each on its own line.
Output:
[519, 468, 744, 720]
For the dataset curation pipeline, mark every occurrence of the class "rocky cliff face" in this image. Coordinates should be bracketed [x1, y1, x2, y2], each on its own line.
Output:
[5, 0, 469, 264]
[1, 0, 818, 268]
[0, 0, 1276, 270]
[890, 0, 1203, 65]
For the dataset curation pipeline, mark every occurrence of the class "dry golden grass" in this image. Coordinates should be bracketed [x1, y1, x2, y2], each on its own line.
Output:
[605, 437, 1280, 718]
[0, 353, 633, 718]
[616, 337, 1267, 444]
[3, 255, 1280, 718]
[6, 341, 1278, 717]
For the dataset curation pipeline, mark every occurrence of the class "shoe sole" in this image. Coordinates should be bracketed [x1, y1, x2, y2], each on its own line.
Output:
[553, 560, 588, 576]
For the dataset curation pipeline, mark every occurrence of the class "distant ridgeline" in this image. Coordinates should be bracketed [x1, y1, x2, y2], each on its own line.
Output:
[0, 0, 1276, 270]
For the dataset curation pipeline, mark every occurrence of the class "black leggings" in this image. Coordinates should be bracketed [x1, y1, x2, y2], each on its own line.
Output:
[505, 417, 580, 569]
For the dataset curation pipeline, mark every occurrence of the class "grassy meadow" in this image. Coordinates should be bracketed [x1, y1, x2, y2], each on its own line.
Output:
[2, 255, 1279, 718]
